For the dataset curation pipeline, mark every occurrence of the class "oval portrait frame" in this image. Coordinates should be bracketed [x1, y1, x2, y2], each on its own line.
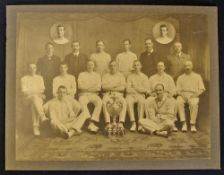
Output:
[153, 21, 176, 44]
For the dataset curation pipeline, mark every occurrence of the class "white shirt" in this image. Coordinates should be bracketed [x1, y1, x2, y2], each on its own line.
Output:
[53, 74, 76, 97]
[90, 52, 111, 75]
[148, 72, 176, 96]
[126, 72, 149, 94]
[116, 51, 137, 75]
[21, 75, 45, 95]
[102, 72, 126, 95]
[176, 72, 205, 93]
[78, 71, 101, 95]
[53, 37, 69, 45]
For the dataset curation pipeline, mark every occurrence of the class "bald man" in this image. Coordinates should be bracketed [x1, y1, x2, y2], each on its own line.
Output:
[167, 42, 191, 80]
[176, 61, 205, 132]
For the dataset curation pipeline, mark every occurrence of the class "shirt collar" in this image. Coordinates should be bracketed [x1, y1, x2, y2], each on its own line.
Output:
[73, 52, 80, 56]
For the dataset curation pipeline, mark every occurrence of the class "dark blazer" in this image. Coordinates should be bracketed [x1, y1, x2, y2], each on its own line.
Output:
[64, 53, 88, 79]
[36, 55, 61, 99]
[139, 51, 161, 77]
[167, 52, 191, 80]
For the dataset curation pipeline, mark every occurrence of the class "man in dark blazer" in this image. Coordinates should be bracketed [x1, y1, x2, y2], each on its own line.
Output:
[64, 41, 88, 79]
[167, 42, 191, 81]
[139, 38, 161, 77]
[37, 42, 61, 100]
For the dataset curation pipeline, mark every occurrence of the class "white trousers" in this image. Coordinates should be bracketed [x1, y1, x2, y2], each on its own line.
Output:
[23, 95, 45, 128]
[176, 94, 199, 124]
[79, 94, 102, 122]
[126, 94, 145, 122]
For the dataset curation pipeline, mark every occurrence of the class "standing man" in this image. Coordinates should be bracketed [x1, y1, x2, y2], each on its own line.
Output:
[37, 42, 61, 100]
[139, 83, 176, 137]
[102, 61, 127, 131]
[126, 60, 148, 131]
[167, 42, 191, 80]
[21, 64, 48, 136]
[116, 39, 138, 78]
[78, 60, 102, 133]
[176, 61, 205, 132]
[139, 38, 160, 77]
[64, 41, 88, 79]
[148, 61, 176, 98]
[90, 40, 111, 76]
[46, 85, 88, 139]
[53, 63, 76, 98]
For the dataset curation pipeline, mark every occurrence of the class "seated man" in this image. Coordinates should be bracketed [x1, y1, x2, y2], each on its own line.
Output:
[147, 61, 178, 131]
[53, 63, 76, 98]
[45, 85, 88, 139]
[139, 83, 176, 137]
[21, 63, 48, 136]
[78, 60, 102, 133]
[102, 61, 126, 135]
[126, 60, 149, 132]
[176, 61, 205, 132]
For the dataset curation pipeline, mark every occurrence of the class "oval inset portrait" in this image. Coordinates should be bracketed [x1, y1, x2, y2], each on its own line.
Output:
[153, 21, 176, 45]
[50, 23, 72, 45]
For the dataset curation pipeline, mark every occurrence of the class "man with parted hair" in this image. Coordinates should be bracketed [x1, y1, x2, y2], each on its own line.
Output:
[45, 85, 88, 139]
[139, 38, 160, 77]
[167, 42, 191, 80]
[102, 60, 127, 131]
[176, 60, 205, 132]
[116, 39, 138, 78]
[37, 42, 61, 100]
[78, 60, 102, 133]
[64, 41, 88, 79]
[52, 63, 76, 98]
[53, 24, 69, 45]
[90, 40, 111, 76]
[148, 61, 176, 98]
[126, 60, 149, 132]
[139, 83, 176, 137]
[155, 24, 173, 44]
[21, 63, 48, 136]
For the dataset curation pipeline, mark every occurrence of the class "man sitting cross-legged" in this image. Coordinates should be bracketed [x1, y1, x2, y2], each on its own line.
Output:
[45, 85, 88, 139]
[139, 83, 176, 137]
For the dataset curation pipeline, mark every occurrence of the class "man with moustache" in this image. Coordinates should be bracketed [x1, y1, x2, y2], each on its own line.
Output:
[64, 41, 88, 79]
[37, 42, 61, 100]
[139, 38, 160, 77]
[167, 42, 191, 80]
[176, 61, 205, 132]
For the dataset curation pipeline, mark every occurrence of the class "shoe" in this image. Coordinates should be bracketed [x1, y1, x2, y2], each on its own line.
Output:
[88, 122, 99, 133]
[181, 122, 187, 132]
[155, 131, 168, 138]
[173, 126, 178, 132]
[190, 125, 197, 133]
[130, 122, 136, 132]
[138, 125, 145, 133]
[40, 115, 48, 123]
[33, 126, 40, 136]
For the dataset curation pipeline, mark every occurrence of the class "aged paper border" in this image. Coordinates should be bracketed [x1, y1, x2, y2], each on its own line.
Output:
[5, 5, 220, 170]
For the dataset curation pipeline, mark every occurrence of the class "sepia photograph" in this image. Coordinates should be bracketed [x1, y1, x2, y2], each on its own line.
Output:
[5, 5, 220, 170]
